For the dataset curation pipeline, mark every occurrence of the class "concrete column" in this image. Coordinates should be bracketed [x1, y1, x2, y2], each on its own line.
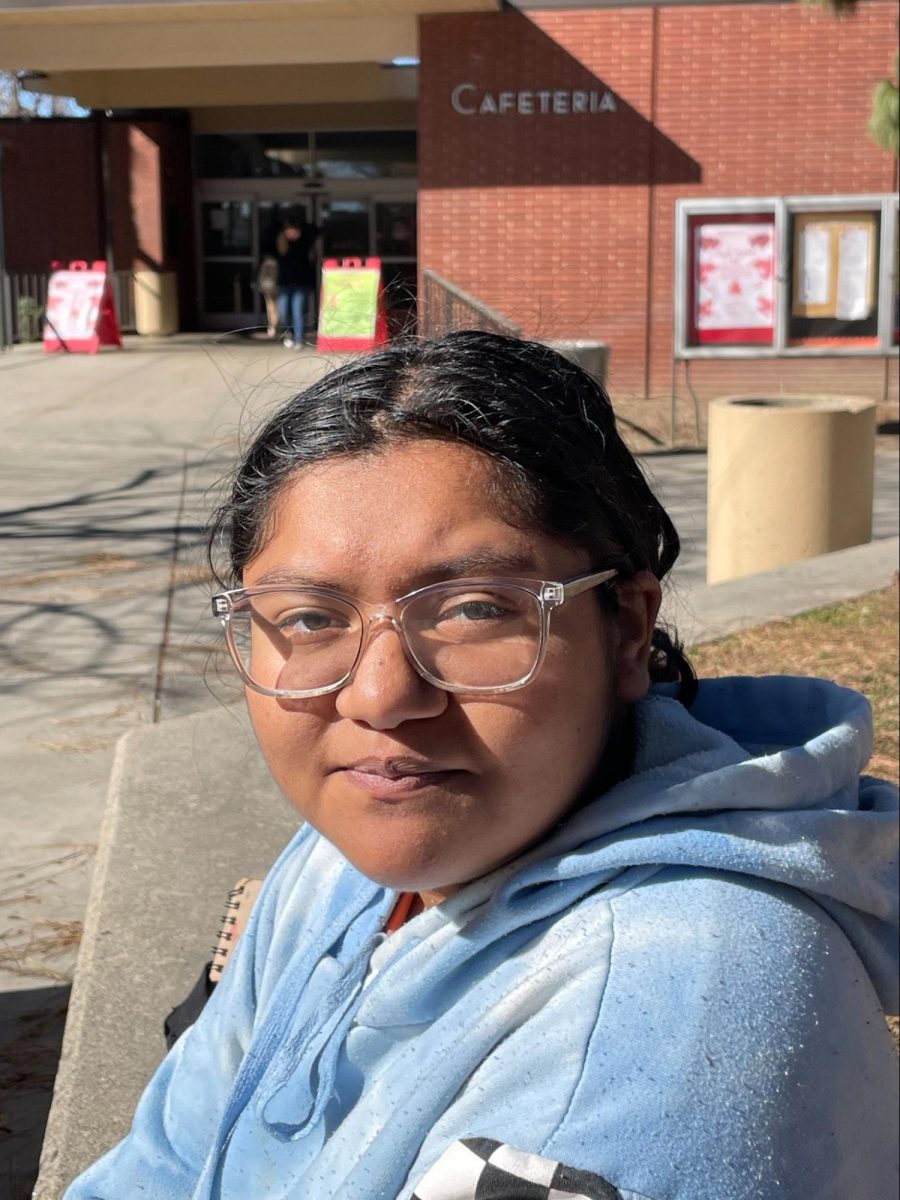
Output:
[133, 270, 178, 336]
[707, 395, 877, 585]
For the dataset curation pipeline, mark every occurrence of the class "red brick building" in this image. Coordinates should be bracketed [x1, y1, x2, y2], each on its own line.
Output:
[1, 0, 896, 401]
[419, 4, 898, 398]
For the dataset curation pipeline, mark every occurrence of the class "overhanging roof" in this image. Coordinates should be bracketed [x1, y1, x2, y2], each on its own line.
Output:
[0, 0, 497, 12]
[0, 1, 499, 85]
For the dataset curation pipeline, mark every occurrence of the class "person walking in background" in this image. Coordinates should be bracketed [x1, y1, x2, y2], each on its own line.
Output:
[276, 213, 318, 348]
[256, 255, 279, 339]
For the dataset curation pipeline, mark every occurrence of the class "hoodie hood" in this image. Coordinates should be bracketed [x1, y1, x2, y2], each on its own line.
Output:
[358, 676, 899, 1022]
[526, 678, 894, 978]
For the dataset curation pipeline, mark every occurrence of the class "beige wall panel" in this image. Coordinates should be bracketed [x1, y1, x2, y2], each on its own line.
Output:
[34, 62, 418, 109]
[0, 14, 417, 71]
[0, 1, 496, 22]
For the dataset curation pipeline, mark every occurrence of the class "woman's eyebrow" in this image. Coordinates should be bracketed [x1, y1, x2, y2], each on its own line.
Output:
[250, 567, 348, 590]
[249, 552, 539, 591]
[418, 551, 538, 579]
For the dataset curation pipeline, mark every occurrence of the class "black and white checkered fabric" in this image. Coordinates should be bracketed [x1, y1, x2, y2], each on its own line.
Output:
[411, 1138, 623, 1200]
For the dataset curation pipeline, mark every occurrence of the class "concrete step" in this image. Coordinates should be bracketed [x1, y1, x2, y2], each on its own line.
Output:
[666, 534, 900, 647]
[33, 704, 298, 1200]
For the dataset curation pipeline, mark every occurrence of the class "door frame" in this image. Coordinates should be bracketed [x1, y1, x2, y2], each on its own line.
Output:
[196, 192, 258, 332]
[195, 179, 417, 332]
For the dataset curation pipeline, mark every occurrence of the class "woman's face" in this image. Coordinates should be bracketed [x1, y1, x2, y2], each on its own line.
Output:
[243, 439, 658, 904]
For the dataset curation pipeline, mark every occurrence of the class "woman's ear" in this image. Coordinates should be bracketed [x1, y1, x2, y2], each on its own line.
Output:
[611, 570, 662, 703]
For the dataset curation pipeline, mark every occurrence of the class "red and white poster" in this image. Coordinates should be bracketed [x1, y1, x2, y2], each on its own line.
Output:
[693, 222, 775, 345]
[43, 260, 122, 354]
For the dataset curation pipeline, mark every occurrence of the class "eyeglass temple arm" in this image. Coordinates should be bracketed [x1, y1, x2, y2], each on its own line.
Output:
[560, 568, 618, 601]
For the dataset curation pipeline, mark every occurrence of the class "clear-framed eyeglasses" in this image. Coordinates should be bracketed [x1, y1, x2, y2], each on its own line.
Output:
[211, 567, 618, 699]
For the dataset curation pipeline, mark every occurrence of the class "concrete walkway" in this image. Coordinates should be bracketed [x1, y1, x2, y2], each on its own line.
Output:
[0, 335, 897, 1196]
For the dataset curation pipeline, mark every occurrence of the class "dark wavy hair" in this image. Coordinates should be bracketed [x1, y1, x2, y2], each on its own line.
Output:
[208, 330, 696, 703]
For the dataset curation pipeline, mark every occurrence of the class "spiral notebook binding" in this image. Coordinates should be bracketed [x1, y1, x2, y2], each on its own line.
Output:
[208, 877, 264, 983]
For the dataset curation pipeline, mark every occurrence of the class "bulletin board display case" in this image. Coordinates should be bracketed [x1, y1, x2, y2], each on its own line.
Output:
[675, 195, 897, 359]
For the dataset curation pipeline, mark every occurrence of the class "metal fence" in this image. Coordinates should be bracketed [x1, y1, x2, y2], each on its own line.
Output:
[0, 269, 137, 348]
[0, 273, 12, 352]
[421, 269, 521, 338]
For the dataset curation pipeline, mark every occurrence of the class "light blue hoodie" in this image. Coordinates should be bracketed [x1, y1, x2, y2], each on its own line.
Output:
[66, 677, 899, 1200]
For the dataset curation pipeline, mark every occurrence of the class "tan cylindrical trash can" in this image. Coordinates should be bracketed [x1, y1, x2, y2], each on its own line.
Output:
[133, 270, 178, 337]
[545, 340, 610, 386]
[707, 395, 876, 585]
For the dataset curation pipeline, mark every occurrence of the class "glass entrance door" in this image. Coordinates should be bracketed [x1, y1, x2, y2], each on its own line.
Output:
[199, 197, 315, 332]
[199, 199, 256, 330]
[197, 191, 416, 334]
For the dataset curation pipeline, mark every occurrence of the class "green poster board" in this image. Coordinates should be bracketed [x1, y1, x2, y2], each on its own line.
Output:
[319, 266, 380, 341]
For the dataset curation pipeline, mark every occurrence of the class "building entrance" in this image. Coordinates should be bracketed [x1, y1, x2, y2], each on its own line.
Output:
[196, 186, 417, 335]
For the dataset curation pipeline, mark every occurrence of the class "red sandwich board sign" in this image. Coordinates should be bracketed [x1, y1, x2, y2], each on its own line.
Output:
[317, 257, 389, 352]
[43, 260, 122, 354]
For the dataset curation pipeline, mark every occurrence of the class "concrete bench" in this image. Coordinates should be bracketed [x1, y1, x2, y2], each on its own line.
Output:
[34, 705, 299, 1199]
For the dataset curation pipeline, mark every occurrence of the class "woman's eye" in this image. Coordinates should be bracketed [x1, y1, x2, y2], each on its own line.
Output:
[438, 598, 511, 623]
[277, 609, 347, 635]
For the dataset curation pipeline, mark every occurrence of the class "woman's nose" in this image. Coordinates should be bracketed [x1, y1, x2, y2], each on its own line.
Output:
[334, 620, 448, 729]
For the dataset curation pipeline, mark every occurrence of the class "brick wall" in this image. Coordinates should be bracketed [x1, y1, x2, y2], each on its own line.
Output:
[0, 119, 104, 272]
[1, 114, 197, 327]
[108, 122, 164, 271]
[107, 116, 197, 325]
[419, 4, 898, 401]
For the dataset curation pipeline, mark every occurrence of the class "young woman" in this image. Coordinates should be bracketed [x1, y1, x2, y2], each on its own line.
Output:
[67, 332, 898, 1200]
[275, 215, 318, 348]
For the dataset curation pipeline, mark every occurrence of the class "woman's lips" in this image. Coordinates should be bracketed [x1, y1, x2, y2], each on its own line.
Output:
[340, 767, 461, 800]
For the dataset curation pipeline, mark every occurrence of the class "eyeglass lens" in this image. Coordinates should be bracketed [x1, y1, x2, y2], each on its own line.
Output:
[227, 585, 545, 693]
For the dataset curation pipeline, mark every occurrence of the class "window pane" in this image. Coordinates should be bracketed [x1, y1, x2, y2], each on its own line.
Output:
[376, 200, 417, 257]
[203, 261, 254, 315]
[788, 210, 881, 347]
[382, 263, 418, 338]
[321, 200, 370, 258]
[202, 201, 253, 257]
[687, 212, 776, 347]
[196, 133, 312, 179]
[314, 130, 417, 180]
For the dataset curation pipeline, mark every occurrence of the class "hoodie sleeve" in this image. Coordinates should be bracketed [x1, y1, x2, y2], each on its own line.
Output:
[541, 868, 899, 1200]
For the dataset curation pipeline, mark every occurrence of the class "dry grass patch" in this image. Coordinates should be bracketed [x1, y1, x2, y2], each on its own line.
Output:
[690, 580, 899, 785]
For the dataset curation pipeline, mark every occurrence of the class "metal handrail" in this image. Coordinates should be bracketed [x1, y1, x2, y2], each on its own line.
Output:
[421, 269, 521, 338]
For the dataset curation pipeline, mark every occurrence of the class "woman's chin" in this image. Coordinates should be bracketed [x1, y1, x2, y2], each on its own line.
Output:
[334, 834, 476, 898]
[345, 853, 459, 896]
[302, 773, 488, 894]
